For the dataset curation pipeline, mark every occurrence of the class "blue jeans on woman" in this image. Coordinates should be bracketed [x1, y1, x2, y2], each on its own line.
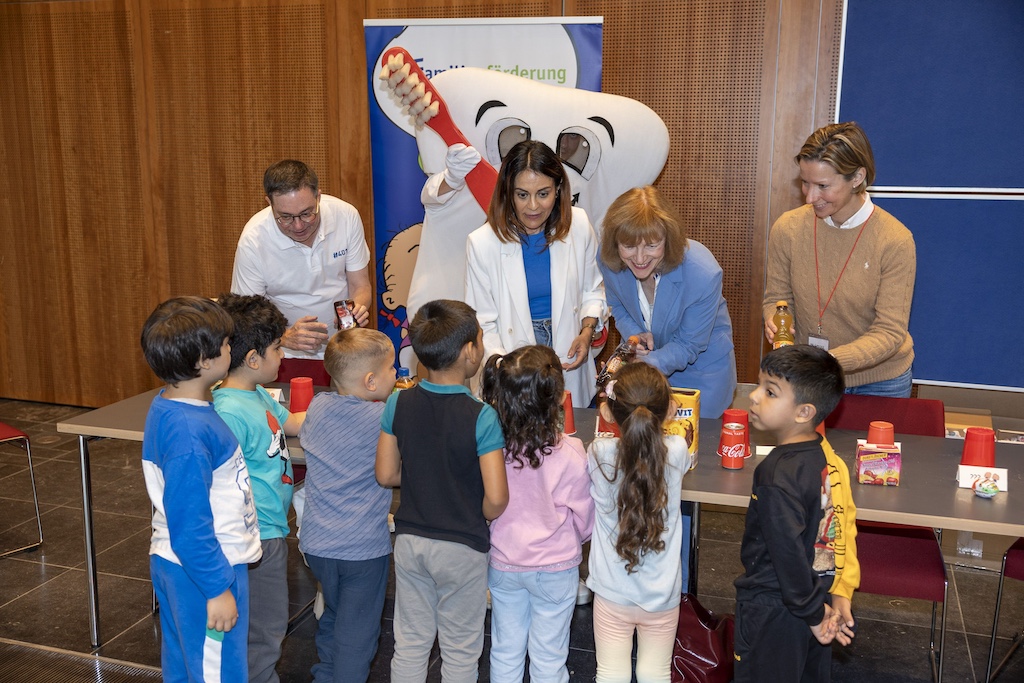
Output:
[488, 565, 579, 683]
[532, 319, 554, 348]
[845, 367, 913, 398]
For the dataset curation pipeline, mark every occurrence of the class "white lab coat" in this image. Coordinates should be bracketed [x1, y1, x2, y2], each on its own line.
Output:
[465, 207, 607, 408]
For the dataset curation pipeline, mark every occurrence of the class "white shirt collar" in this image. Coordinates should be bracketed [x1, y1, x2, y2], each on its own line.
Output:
[825, 192, 873, 230]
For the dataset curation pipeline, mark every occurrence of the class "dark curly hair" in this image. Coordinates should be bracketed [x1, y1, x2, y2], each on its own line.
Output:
[602, 362, 671, 573]
[215, 292, 287, 371]
[481, 345, 565, 469]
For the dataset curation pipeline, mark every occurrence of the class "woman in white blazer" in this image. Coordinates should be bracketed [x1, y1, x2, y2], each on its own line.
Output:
[466, 140, 607, 408]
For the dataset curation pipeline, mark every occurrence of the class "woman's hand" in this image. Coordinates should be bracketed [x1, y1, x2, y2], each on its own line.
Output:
[563, 331, 592, 371]
[634, 332, 654, 357]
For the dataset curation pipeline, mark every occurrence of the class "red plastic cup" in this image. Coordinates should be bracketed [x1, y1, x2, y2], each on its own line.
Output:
[867, 421, 895, 446]
[289, 377, 314, 413]
[961, 427, 996, 467]
[719, 422, 746, 469]
[562, 391, 576, 435]
[723, 408, 750, 457]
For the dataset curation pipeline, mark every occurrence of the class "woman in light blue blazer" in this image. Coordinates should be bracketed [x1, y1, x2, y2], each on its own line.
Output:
[598, 186, 737, 418]
[599, 185, 737, 594]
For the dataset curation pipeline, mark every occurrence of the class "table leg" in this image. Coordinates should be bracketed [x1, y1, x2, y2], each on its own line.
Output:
[79, 435, 101, 648]
[688, 502, 701, 595]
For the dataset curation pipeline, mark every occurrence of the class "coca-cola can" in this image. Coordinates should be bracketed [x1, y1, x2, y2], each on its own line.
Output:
[719, 422, 746, 469]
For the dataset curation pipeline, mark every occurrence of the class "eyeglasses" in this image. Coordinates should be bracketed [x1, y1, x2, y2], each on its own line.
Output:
[274, 200, 319, 227]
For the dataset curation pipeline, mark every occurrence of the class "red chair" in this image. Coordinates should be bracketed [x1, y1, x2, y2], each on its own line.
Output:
[826, 394, 948, 682]
[825, 393, 946, 436]
[0, 422, 43, 557]
[986, 537, 1024, 681]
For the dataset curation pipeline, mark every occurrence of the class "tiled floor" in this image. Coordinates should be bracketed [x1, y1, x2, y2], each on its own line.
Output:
[1, 396, 1023, 682]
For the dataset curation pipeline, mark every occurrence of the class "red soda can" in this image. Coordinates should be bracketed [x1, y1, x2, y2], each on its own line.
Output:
[719, 422, 746, 469]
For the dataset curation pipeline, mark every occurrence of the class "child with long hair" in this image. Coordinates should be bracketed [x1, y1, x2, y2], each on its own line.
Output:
[587, 362, 693, 683]
[481, 345, 595, 683]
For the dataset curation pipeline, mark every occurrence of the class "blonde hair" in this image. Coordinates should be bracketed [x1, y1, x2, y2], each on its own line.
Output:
[323, 328, 393, 385]
[796, 122, 876, 193]
[600, 186, 687, 273]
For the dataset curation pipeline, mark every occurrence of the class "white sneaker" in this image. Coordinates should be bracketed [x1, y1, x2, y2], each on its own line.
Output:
[576, 578, 593, 605]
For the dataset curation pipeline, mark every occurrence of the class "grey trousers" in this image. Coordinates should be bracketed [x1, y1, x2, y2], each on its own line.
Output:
[248, 537, 289, 683]
[391, 534, 488, 683]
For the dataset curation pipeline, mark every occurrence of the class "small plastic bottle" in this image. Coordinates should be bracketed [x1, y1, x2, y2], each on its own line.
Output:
[772, 301, 795, 349]
[393, 367, 416, 391]
[597, 335, 641, 388]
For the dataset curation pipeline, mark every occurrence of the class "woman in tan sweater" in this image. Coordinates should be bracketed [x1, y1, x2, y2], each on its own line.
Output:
[763, 122, 915, 397]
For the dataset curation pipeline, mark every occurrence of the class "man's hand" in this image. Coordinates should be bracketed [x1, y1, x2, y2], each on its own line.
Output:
[207, 589, 238, 632]
[351, 302, 371, 328]
[282, 315, 329, 352]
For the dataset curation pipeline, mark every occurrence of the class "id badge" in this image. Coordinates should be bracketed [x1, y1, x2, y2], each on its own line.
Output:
[808, 334, 830, 351]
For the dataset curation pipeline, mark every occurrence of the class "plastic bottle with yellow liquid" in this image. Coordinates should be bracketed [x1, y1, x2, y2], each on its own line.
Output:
[772, 301, 795, 349]
[393, 367, 416, 391]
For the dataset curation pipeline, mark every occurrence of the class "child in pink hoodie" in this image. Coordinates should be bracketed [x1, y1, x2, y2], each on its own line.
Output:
[481, 345, 595, 683]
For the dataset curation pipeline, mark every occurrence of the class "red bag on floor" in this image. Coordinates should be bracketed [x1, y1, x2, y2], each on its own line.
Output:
[670, 594, 735, 683]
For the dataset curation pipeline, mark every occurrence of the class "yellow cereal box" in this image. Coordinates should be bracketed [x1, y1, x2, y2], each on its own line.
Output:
[666, 388, 700, 470]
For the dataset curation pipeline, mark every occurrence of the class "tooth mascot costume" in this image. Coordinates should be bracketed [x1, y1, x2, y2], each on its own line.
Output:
[379, 54, 669, 403]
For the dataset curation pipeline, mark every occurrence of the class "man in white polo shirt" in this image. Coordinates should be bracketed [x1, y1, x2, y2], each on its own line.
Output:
[231, 160, 372, 384]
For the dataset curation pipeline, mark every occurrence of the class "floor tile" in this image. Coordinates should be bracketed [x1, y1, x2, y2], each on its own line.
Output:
[0, 569, 152, 654]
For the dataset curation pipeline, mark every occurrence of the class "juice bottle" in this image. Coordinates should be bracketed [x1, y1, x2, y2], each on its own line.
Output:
[597, 335, 641, 388]
[393, 367, 416, 391]
[772, 301, 795, 349]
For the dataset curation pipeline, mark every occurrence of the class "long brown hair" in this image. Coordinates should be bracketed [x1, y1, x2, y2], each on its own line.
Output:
[486, 140, 572, 244]
[603, 362, 671, 573]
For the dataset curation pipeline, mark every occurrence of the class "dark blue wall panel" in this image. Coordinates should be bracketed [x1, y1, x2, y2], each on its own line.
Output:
[840, 0, 1024, 188]
[872, 197, 1024, 388]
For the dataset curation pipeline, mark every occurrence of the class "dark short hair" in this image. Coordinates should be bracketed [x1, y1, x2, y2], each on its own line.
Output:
[215, 293, 287, 371]
[323, 328, 394, 384]
[263, 160, 319, 197]
[760, 345, 845, 426]
[141, 296, 233, 384]
[409, 299, 480, 371]
[486, 140, 572, 244]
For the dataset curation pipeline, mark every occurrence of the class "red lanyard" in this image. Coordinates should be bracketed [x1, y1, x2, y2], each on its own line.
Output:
[813, 207, 874, 334]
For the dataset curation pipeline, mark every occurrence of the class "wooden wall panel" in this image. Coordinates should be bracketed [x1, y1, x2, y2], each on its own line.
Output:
[0, 1, 153, 405]
[146, 0, 331, 300]
[0, 0, 842, 405]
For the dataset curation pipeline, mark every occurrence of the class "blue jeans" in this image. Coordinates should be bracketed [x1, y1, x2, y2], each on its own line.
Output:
[845, 367, 913, 398]
[532, 319, 553, 348]
[305, 553, 389, 683]
[488, 565, 579, 683]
